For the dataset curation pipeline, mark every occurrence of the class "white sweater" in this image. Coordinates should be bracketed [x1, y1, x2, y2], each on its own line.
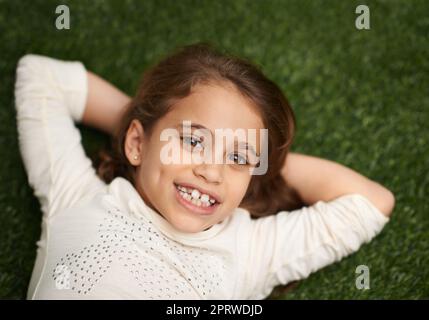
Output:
[14, 54, 390, 300]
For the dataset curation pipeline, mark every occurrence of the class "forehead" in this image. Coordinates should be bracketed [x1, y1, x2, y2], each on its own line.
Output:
[162, 82, 264, 132]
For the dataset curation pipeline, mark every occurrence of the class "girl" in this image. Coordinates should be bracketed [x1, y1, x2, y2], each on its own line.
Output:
[14, 43, 394, 300]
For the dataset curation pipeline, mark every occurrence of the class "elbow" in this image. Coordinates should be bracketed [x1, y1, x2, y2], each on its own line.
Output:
[356, 180, 396, 218]
[373, 187, 395, 218]
[16, 54, 40, 75]
[15, 54, 45, 108]
[15, 54, 37, 85]
[16, 54, 48, 80]
[382, 189, 396, 218]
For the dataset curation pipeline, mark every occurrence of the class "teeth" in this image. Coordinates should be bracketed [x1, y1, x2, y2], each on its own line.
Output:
[191, 189, 200, 200]
[200, 194, 209, 203]
[176, 184, 218, 205]
[177, 185, 188, 193]
[190, 198, 204, 207]
[177, 189, 216, 208]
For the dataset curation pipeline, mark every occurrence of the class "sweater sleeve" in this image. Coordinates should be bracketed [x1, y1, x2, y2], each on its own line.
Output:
[242, 193, 390, 299]
[14, 54, 106, 219]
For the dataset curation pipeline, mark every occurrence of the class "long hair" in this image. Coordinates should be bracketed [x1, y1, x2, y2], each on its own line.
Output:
[94, 42, 304, 217]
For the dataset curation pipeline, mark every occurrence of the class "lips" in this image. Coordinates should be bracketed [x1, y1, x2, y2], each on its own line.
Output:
[173, 183, 220, 215]
[174, 182, 222, 204]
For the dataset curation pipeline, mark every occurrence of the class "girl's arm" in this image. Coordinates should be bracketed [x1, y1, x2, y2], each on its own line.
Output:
[243, 151, 394, 298]
[81, 71, 132, 136]
[281, 152, 395, 217]
[15, 54, 107, 217]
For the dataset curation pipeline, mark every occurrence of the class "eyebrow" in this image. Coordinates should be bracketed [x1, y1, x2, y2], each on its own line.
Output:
[174, 122, 259, 157]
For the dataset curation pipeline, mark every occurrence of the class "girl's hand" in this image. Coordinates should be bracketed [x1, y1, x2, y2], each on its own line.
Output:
[82, 71, 132, 136]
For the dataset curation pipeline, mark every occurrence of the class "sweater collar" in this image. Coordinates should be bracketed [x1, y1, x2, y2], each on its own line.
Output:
[106, 177, 231, 242]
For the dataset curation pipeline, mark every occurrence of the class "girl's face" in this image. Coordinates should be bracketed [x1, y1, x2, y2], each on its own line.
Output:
[125, 82, 264, 233]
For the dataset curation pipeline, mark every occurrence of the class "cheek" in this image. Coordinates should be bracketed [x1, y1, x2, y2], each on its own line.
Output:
[227, 173, 252, 203]
[139, 143, 166, 177]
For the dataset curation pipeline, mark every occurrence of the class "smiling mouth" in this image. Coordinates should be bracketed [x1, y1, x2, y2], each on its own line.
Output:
[173, 183, 220, 215]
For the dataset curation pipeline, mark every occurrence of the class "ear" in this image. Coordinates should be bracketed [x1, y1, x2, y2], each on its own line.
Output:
[124, 119, 145, 165]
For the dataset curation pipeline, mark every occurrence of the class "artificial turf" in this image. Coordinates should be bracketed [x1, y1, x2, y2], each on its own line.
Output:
[0, 0, 427, 299]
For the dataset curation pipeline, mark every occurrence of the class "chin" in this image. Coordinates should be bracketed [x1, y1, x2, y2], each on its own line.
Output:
[170, 219, 209, 234]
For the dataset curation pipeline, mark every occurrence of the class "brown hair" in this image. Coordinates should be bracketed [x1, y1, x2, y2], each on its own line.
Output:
[95, 42, 304, 218]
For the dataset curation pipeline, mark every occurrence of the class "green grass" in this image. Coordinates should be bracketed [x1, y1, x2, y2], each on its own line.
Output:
[0, 0, 428, 299]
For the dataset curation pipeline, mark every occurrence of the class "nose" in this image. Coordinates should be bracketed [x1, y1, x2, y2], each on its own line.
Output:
[192, 163, 224, 184]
